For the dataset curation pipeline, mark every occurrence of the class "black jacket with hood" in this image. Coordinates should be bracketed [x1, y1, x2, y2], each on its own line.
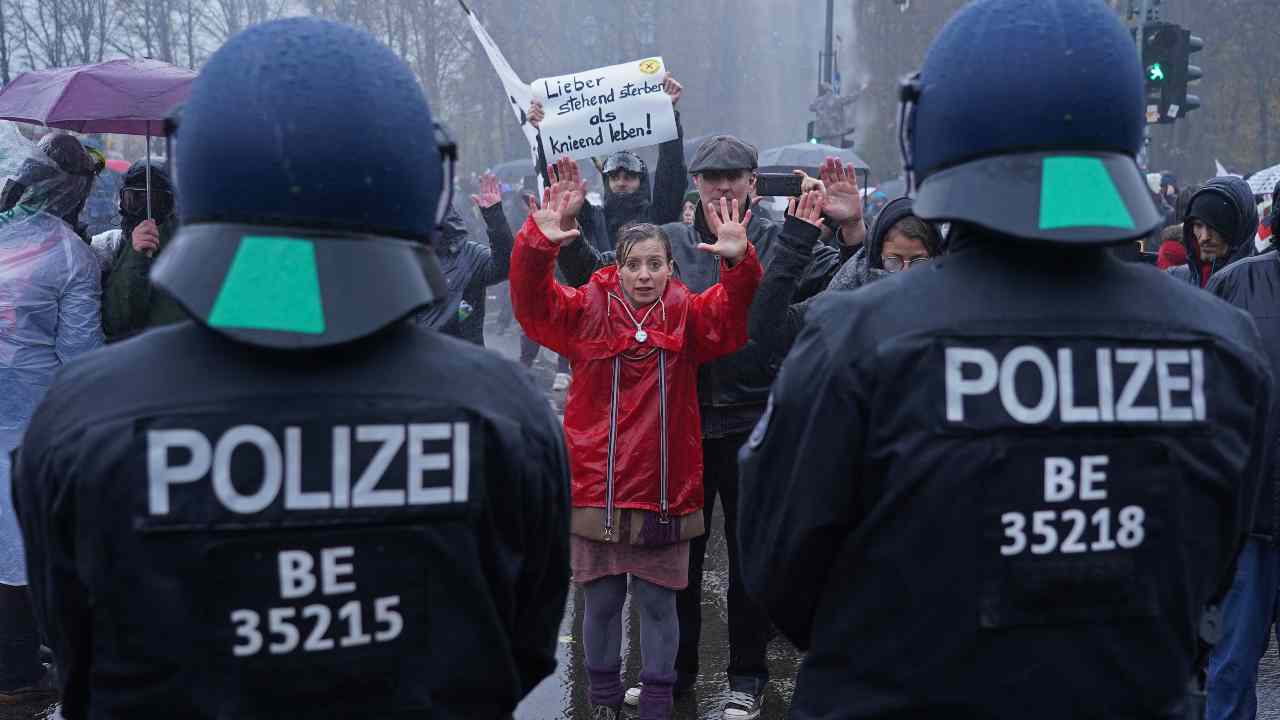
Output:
[1207, 231, 1280, 540]
[749, 196, 941, 359]
[556, 201, 841, 438]
[413, 204, 514, 345]
[1168, 177, 1258, 287]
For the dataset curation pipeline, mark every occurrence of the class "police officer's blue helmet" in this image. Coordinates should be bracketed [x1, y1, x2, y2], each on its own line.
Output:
[152, 17, 455, 349]
[901, 0, 1163, 244]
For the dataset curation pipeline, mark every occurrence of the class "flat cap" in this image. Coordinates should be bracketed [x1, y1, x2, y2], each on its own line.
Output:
[688, 135, 758, 174]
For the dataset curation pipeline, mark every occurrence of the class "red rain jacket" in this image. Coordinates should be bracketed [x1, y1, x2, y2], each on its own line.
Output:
[510, 216, 761, 517]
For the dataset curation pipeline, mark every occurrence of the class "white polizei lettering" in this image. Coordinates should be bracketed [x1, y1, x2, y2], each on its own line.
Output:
[1044, 457, 1075, 502]
[213, 425, 283, 514]
[1155, 349, 1193, 422]
[452, 422, 470, 503]
[1057, 349, 1100, 422]
[1096, 348, 1116, 422]
[148, 430, 213, 515]
[1079, 456, 1108, 500]
[1115, 349, 1158, 422]
[278, 550, 317, 599]
[351, 425, 406, 508]
[1191, 349, 1207, 421]
[998, 346, 1056, 424]
[331, 426, 351, 509]
[407, 423, 452, 505]
[285, 427, 330, 510]
[945, 348, 998, 422]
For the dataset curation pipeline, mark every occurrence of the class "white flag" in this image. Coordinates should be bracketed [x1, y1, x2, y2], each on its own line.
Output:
[461, 1, 538, 155]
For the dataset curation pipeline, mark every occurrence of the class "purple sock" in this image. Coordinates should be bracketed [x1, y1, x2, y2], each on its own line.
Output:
[638, 670, 675, 720]
[587, 662, 622, 709]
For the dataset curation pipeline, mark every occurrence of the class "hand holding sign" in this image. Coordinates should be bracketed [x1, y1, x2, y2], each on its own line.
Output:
[700, 197, 751, 266]
[663, 73, 683, 107]
[528, 100, 545, 130]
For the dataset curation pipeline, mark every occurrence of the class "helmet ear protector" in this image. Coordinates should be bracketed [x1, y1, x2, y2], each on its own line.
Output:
[897, 72, 922, 196]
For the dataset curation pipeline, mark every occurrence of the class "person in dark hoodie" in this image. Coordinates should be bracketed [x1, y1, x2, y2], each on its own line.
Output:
[1166, 176, 1258, 288]
[1203, 182, 1280, 720]
[97, 160, 187, 342]
[413, 172, 515, 346]
[528, 73, 686, 254]
[749, 189, 942, 360]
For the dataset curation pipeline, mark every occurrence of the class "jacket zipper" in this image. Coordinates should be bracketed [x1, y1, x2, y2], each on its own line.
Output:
[658, 350, 670, 523]
[604, 356, 621, 541]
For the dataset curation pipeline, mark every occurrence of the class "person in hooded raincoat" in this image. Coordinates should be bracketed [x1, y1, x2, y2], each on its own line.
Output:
[0, 132, 102, 699]
[413, 173, 515, 346]
[748, 187, 942, 360]
[509, 173, 761, 720]
[1166, 177, 1258, 288]
[95, 160, 187, 342]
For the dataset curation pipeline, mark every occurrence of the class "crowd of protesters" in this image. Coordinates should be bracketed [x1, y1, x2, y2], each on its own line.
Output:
[5, 18, 1280, 720]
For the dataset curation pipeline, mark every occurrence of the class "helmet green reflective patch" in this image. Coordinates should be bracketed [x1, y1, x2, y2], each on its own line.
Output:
[1038, 156, 1136, 231]
[208, 235, 326, 334]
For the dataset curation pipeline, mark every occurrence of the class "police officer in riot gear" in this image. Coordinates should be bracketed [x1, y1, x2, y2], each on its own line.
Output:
[738, 1, 1274, 718]
[13, 18, 569, 719]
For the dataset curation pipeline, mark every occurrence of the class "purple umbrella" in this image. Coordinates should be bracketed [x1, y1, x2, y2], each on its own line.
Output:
[0, 58, 195, 217]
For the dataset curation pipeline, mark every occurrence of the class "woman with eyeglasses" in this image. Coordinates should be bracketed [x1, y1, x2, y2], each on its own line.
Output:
[750, 193, 943, 361]
[94, 160, 187, 343]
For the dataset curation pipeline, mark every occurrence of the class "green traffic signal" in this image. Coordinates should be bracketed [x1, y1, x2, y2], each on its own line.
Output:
[1148, 63, 1165, 82]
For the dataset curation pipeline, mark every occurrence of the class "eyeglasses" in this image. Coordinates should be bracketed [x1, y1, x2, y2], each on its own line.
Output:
[120, 187, 174, 217]
[883, 255, 930, 273]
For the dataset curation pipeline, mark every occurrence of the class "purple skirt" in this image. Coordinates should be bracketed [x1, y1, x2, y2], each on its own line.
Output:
[571, 535, 691, 590]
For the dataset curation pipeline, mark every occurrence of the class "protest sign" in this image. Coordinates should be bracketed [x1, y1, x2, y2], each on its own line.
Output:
[534, 57, 677, 162]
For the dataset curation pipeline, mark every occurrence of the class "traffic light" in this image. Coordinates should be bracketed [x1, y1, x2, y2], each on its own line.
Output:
[1173, 30, 1204, 118]
[1137, 22, 1205, 124]
[806, 120, 818, 144]
[1139, 22, 1180, 124]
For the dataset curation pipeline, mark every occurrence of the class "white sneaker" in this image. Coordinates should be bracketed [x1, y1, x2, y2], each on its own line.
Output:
[623, 684, 642, 707]
[723, 689, 764, 720]
[552, 372, 571, 391]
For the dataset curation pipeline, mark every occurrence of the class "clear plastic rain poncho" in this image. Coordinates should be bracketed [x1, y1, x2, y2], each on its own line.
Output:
[0, 126, 104, 586]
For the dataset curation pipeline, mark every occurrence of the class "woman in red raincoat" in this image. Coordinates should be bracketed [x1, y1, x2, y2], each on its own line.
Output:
[511, 178, 762, 720]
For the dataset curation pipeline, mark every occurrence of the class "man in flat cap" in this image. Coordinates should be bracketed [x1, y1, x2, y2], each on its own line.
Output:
[554, 134, 861, 719]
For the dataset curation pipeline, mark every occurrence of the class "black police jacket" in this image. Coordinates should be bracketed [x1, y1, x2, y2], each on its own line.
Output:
[13, 321, 570, 720]
[739, 236, 1273, 719]
[1209, 251, 1280, 540]
[557, 211, 841, 438]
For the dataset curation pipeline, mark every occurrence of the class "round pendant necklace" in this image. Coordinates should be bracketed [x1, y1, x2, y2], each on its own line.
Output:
[619, 298, 661, 344]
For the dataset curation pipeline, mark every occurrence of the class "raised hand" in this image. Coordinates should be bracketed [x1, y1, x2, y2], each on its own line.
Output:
[529, 186, 582, 246]
[787, 190, 827, 229]
[470, 172, 501, 209]
[818, 156, 863, 226]
[663, 72, 683, 107]
[528, 100, 545, 129]
[698, 196, 751, 265]
[550, 156, 588, 228]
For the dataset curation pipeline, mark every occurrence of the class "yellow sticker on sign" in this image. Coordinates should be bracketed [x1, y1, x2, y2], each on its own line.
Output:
[638, 58, 662, 75]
